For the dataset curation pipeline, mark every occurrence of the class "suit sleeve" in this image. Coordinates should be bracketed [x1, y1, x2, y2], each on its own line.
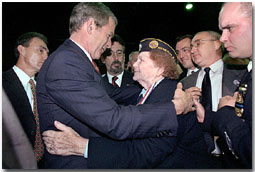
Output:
[101, 79, 141, 105]
[87, 136, 176, 169]
[44, 51, 178, 139]
[205, 106, 251, 168]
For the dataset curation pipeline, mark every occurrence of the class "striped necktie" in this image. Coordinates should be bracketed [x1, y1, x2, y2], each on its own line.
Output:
[112, 76, 119, 87]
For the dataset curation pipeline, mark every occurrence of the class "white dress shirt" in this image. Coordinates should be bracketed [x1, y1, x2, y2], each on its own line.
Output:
[196, 59, 223, 112]
[187, 67, 199, 76]
[106, 71, 124, 87]
[13, 65, 36, 111]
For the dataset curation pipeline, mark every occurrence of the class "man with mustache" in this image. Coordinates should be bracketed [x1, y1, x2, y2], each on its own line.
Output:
[101, 34, 135, 87]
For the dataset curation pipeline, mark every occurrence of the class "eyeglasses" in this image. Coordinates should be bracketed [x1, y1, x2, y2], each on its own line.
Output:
[110, 50, 124, 58]
[191, 39, 217, 49]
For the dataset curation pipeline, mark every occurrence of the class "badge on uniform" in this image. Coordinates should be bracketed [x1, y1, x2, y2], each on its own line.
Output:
[235, 84, 248, 118]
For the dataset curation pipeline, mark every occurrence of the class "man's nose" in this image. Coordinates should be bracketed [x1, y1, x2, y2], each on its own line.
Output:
[220, 30, 228, 43]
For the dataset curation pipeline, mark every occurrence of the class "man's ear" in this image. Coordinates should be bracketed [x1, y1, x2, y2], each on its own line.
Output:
[17, 45, 25, 56]
[214, 40, 222, 50]
[85, 18, 96, 34]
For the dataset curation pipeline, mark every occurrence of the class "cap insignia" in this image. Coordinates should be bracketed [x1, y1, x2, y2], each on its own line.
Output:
[149, 40, 158, 49]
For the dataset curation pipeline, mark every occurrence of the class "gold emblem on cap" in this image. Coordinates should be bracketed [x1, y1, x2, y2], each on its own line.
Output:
[149, 40, 158, 49]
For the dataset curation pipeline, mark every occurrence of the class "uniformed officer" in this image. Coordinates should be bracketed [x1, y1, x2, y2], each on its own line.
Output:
[195, 2, 252, 169]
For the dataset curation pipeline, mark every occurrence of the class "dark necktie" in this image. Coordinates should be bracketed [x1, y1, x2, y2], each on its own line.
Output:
[200, 68, 215, 153]
[112, 76, 119, 87]
[29, 79, 44, 161]
[201, 67, 212, 111]
[92, 60, 101, 74]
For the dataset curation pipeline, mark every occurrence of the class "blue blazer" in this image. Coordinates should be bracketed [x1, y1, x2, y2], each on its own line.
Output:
[87, 79, 216, 169]
[36, 39, 178, 169]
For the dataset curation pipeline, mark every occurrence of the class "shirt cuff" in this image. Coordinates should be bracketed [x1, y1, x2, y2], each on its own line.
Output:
[84, 139, 89, 158]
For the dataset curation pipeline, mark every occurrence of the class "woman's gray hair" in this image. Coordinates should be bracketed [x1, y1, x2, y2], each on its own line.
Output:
[69, 2, 118, 34]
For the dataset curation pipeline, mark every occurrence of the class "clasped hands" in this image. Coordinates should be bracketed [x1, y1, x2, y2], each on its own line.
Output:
[42, 121, 87, 156]
[195, 92, 238, 123]
[173, 83, 238, 123]
[172, 83, 201, 115]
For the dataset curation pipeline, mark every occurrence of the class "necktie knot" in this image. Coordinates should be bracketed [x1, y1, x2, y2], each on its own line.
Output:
[29, 79, 36, 89]
[112, 76, 119, 87]
[112, 76, 118, 82]
[201, 67, 212, 111]
[204, 67, 211, 74]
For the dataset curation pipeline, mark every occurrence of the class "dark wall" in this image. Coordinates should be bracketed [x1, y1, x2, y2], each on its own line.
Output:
[2, 2, 222, 71]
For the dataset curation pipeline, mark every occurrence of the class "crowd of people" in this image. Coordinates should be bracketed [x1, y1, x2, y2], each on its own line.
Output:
[2, 2, 252, 169]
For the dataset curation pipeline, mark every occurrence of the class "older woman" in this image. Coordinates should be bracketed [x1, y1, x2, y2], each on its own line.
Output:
[43, 38, 215, 169]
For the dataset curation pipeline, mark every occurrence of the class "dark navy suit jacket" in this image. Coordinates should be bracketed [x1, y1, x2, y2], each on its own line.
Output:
[87, 78, 215, 169]
[36, 39, 179, 169]
[102, 70, 135, 88]
[3, 69, 36, 147]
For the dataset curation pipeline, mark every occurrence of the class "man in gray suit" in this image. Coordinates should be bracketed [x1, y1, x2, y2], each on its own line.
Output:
[180, 30, 246, 162]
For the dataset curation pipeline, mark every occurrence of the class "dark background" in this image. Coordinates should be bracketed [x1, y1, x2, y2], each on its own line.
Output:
[2, 2, 223, 71]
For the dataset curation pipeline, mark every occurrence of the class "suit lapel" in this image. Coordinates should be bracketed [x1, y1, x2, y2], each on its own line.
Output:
[3, 69, 35, 125]
[121, 71, 134, 87]
[181, 69, 200, 90]
[222, 65, 246, 96]
[4, 69, 33, 112]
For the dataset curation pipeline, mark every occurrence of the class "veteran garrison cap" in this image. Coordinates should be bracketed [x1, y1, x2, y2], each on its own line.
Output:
[139, 38, 177, 63]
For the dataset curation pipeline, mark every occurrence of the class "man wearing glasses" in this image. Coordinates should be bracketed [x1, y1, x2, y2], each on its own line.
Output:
[101, 34, 135, 88]
[180, 30, 246, 165]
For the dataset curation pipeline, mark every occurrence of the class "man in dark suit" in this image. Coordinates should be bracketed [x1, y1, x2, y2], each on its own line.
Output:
[101, 34, 135, 87]
[180, 31, 246, 160]
[42, 38, 215, 169]
[175, 34, 199, 81]
[2, 32, 49, 168]
[195, 2, 252, 168]
[36, 3, 194, 169]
